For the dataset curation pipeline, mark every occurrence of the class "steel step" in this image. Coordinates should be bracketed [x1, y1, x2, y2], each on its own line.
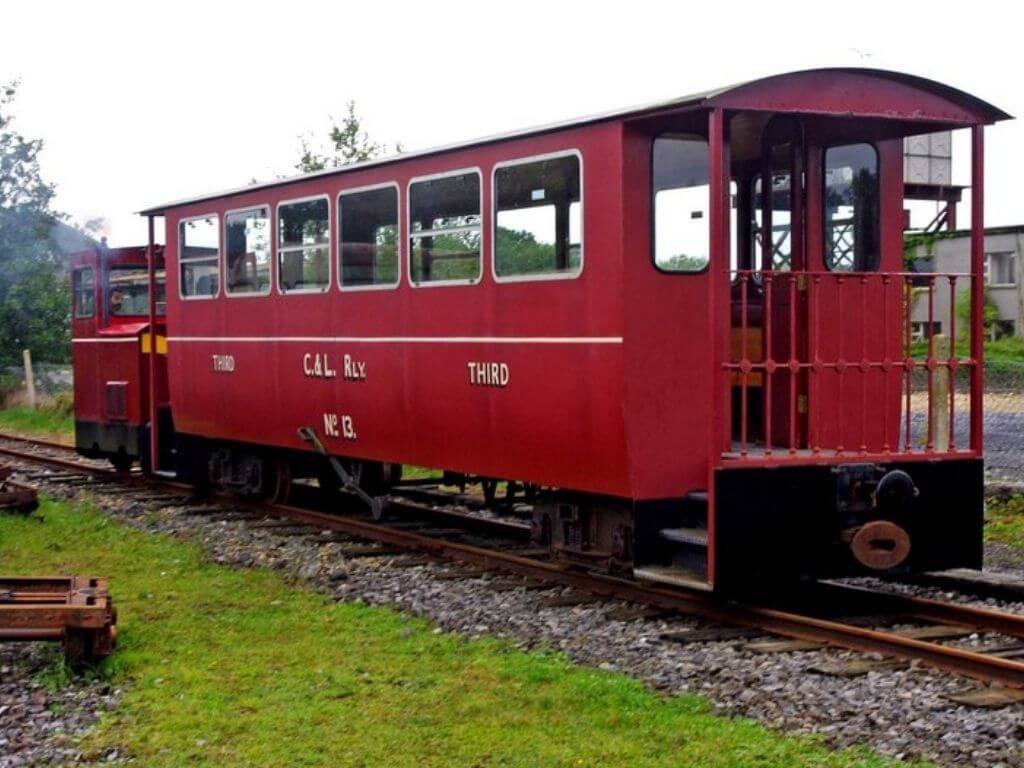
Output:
[633, 565, 711, 591]
[659, 527, 708, 547]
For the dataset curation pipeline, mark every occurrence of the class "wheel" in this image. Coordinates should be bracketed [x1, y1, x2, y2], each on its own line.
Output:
[262, 458, 292, 505]
[110, 453, 133, 473]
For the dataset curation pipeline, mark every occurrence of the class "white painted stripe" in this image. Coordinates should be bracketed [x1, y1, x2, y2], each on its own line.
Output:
[72, 337, 138, 344]
[166, 335, 623, 345]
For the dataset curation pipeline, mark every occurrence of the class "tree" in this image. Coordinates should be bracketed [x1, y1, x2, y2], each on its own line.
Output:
[0, 80, 70, 364]
[296, 101, 401, 173]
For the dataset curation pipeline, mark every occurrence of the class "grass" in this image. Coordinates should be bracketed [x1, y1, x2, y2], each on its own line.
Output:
[0, 499, 912, 768]
[0, 402, 74, 444]
[985, 493, 1024, 550]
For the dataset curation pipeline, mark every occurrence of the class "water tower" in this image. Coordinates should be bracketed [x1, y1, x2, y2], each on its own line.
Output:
[904, 130, 963, 231]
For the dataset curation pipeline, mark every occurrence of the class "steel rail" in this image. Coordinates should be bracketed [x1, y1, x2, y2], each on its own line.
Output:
[819, 581, 1024, 639]
[5, 432, 1024, 685]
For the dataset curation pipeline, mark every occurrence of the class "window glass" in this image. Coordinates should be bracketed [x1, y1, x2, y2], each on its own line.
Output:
[108, 267, 166, 316]
[653, 135, 709, 272]
[409, 171, 481, 284]
[495, 154, 581, 278]
[824, 143, 879, 272]
[752, 174, 793, 271]
[226, 207, 271, 295]
[73, 267, 94, 318]
[339, 187, 399, 288]
[278, 198, 330, 293]
[179, 215, 220, 297]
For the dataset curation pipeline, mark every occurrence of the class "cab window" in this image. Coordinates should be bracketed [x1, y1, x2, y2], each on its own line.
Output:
[108, 267, 166, 316]
[73, 267, 95, 318]
[824, 143, 879, 272]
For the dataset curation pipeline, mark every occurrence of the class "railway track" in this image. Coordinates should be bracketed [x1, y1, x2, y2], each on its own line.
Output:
[5, 431, 1024, 696]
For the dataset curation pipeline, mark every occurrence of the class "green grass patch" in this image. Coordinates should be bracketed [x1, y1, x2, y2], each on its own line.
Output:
[0, 403, 74, 443]
[0, 500, 914, 767]
[985, 493, 1024, 549]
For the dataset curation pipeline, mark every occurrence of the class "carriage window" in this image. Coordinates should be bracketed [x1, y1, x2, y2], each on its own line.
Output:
[278, 197, 330, 293]
[653, 135, 709, 272]
[73, 267, 95, 318]
[339, 186, 399, 288]
[179, 215, 219, 298]
[494, 154, 581, 279]
[824, 143, 879, 272]
[226, 206, 271, 295]
[108, 267, 166, 316]
[409, 171, 481, 285]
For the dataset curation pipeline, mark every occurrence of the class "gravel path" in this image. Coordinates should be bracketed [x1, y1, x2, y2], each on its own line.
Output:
[8, 469, 1024, 766]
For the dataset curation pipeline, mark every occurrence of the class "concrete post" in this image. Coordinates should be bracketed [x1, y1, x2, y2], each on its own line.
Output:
[22, 349, 36, 411]
[931, 334, 950, 452]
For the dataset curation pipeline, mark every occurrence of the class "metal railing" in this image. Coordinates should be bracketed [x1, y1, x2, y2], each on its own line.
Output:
[723, 270, 980, 461]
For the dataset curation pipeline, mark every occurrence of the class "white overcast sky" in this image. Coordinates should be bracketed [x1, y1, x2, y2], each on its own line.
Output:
[1, 0, 1019, 246]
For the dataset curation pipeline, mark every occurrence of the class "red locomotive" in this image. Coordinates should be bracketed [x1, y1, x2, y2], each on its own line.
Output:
[71, 68, 1010, 593]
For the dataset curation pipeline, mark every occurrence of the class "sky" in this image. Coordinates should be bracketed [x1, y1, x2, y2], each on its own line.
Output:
[1, 0, 1020, 246]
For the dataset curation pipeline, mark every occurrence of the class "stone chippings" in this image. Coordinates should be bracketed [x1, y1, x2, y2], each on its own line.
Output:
[0, 642, 121, 767]
[10, 475, 1024, 766]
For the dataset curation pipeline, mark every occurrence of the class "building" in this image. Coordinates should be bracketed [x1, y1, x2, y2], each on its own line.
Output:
[905, 225, 1024, 341]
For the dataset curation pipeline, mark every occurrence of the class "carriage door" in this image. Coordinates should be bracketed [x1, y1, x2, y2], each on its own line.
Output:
[754, 117, 807, 448]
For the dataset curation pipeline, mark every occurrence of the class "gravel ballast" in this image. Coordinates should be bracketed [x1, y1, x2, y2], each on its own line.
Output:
[6, 463, 1024, 767]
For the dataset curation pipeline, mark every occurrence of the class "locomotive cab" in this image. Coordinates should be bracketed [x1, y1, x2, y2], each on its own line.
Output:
[70, 245, 170, 471]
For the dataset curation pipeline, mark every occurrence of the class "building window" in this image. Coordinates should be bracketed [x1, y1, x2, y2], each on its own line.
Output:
[494, 153, 581, 280]
[73, 267, 95, 318]
[409, 170, 481, 285]
[652, 134, 709, 272]
[108, 267, 166, 316]
[338, 185, 399, 289]
[824, 143, 879, 272]
[986, 252, 1016, 286]
[278, 197, 330, 293]
[179, 215, 220, 298]
[225, 207, 271, 296]
[910, 321, 943, 342]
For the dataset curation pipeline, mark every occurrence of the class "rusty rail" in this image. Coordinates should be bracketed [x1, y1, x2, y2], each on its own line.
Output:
[0, 576, 117, 667]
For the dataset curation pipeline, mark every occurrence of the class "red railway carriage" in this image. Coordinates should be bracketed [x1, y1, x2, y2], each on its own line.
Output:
[81, 68, 1010, 593]
[70, 245, 169, 471]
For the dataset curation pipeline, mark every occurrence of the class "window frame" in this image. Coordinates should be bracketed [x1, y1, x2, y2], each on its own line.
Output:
[490, 149, 584, 285]
[649, 132, 711, 276]
[177, 212, 222, 301]
[275, 193, 333, 296]
[821, 141, 881, 273]
[986, 251, 1016, 287]
[336, 181, 402, 293]
[406, 166, 484, 289]
[72, 266, 95, 318]
[107, 265, 167, 317]
[223, 203, 273, 299]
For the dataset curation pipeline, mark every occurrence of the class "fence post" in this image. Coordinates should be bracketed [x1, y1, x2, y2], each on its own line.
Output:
[931, 334, 950, 451]
[22, 349, 37, 411]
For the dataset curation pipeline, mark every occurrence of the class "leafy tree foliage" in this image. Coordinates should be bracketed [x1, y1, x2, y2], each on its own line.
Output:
[296, 101, 403, 173]
[0, 81, 70, 364]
